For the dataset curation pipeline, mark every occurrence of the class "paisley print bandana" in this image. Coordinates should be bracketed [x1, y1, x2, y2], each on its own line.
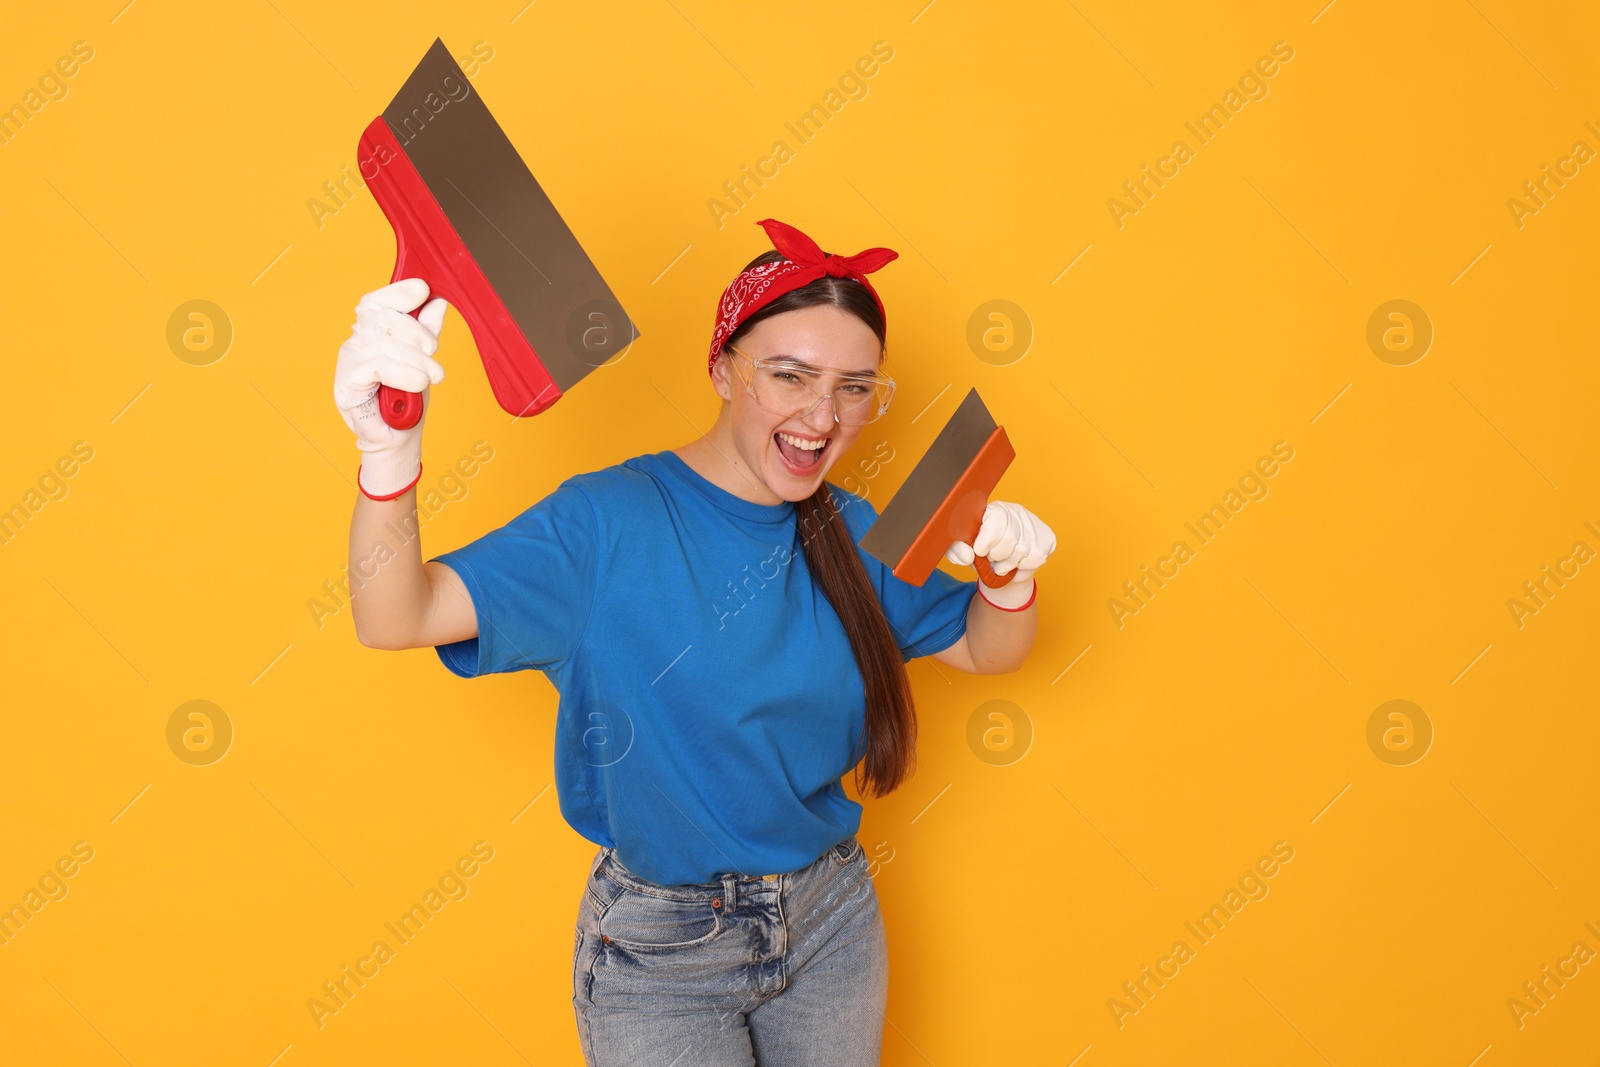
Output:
[706, 218, 898, 376]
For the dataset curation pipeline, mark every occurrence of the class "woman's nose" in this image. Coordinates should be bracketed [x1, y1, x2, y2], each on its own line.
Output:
[801, 392, 839, 433]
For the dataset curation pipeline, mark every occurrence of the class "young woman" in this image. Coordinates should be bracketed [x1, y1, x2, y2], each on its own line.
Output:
[334, 218, 1056, 1065]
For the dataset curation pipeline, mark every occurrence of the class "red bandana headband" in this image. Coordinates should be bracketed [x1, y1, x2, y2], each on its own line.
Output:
[707, 218, 899, 376]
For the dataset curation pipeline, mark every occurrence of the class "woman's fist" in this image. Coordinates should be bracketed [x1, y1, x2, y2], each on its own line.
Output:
[333, 278, 449, 499]
[946, 500, 1056, 609]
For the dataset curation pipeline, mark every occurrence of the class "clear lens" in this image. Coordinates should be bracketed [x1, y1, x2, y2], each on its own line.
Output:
[748, 362, 890, 425]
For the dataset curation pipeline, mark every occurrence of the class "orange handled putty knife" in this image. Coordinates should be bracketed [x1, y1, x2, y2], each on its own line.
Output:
[858, 387, 1015, 588]
[357, 38, 638, 429]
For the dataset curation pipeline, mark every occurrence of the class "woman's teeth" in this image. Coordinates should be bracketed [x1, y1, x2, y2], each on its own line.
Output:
[775, 431, 829, 470]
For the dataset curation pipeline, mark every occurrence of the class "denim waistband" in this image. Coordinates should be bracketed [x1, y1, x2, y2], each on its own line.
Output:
[593, 836, 857, 907]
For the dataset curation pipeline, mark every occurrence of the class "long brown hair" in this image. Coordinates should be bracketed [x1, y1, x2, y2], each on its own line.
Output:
[721, 249, 917, 798]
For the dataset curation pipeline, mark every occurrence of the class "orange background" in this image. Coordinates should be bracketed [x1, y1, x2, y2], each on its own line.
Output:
[2, 1, 1597, 1063]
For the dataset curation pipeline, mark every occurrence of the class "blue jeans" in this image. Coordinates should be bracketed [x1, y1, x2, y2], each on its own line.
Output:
[572, 834, 888, 1065]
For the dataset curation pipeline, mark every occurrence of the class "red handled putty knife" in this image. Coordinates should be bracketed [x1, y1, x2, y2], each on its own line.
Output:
[858, 387, 1016, 588]
[358, 38, 639, 429]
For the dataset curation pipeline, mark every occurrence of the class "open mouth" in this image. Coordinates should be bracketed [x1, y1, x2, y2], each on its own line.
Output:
[774, 430, 830, 474]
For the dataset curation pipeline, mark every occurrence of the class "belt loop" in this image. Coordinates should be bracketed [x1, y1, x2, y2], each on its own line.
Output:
[720, 872, 738, 911]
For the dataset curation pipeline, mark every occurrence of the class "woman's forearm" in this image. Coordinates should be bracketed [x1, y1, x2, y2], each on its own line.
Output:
[963, 585, 1039, 673]
[348, 487, 430, 649]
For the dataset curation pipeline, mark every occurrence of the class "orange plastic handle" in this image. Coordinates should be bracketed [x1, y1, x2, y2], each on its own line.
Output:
[972, 554, 1012, 588]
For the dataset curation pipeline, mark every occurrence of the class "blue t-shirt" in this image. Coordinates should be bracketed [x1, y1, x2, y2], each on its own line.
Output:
[428, 449, 975, 886]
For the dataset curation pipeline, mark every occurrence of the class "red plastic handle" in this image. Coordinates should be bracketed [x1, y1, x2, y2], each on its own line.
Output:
[372, 303, 428, 428]
[375, 383, 425, 430]
[357, 116, 563, 430]
[376, 303, 427, 430]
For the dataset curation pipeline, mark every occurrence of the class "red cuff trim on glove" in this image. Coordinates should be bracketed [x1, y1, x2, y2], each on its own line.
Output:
[358, 462, 422, 502]
[977, 578, 1037, 612]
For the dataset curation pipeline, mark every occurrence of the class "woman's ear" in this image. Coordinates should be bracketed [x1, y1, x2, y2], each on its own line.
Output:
[709, 352, 735, 402]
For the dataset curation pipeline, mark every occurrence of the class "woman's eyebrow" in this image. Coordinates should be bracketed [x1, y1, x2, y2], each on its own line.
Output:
[769, 354, 880, 377]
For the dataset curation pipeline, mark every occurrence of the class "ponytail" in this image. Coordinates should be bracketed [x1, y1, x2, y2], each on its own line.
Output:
[796, 485, 916, 797]
[725, 248, 917, 797]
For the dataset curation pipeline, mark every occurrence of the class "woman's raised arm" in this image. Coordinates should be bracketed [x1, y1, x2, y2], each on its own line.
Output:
[333, 278, 477, 651]
[347, 491, 477, 650]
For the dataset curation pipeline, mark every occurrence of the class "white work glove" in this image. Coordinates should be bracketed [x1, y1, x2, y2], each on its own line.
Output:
[333, 278, 449, 499]
[945, 501, 1056, 609]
